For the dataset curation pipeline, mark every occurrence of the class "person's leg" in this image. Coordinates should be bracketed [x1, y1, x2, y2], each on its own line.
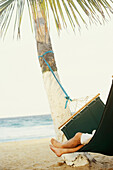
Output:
[50, 144, 84, 157]
[51, 132, 82, 148]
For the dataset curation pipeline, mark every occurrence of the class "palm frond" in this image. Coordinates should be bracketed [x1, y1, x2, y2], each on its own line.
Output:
[0, 0, 113, 38]
[38, 0, 113, 32]
[0, 0, 25, 38]
[0, 0, 15, 38]
[16, 0, 25, 38]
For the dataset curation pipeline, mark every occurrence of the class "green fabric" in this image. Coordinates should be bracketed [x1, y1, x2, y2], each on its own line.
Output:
[61, 97, 105, 140]
[78, 80, 113, 156]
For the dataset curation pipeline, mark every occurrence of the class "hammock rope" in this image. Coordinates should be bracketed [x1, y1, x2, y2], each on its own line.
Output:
[38, 51, 72, 109]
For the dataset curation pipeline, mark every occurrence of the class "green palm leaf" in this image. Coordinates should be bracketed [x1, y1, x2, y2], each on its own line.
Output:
[0, 0, 113, 38]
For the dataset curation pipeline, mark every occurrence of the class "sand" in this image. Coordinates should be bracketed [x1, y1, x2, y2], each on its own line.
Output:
[0, 138, 113, 170]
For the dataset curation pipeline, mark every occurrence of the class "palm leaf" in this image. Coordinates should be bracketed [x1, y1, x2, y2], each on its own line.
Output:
[0, 0, 113, 38]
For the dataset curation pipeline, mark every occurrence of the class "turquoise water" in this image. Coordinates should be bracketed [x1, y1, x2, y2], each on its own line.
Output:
[0, 114, 55, 142]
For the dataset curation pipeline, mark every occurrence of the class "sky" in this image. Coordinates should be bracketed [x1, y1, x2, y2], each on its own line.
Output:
[0, 3, 113, 118]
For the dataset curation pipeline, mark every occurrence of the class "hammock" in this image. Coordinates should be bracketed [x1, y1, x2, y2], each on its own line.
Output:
[39, 51, 113, 155]
[60, 78, 113, 156]
[59, 94, 105, 139]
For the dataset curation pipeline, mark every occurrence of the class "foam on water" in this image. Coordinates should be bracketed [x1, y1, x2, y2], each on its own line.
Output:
[0, 114, 55, 142]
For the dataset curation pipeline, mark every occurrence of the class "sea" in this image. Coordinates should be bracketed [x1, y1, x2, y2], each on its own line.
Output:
[0, 114, 55, 143]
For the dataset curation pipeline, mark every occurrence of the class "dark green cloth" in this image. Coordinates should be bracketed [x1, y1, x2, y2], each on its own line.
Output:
[61, 97, 105, 140]
[78, 80, 113, 155]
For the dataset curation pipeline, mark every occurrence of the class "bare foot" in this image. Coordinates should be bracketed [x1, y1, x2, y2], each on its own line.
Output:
[50, 144, 63, 157]
[51, 138, 62, 148]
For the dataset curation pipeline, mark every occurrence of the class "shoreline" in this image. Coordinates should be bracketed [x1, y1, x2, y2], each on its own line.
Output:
[0, 138, 113, 170]
[0, 136, 55, 144]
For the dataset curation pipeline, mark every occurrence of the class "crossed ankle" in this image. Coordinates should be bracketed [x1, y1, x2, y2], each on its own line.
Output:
[51, 138, 63, 148]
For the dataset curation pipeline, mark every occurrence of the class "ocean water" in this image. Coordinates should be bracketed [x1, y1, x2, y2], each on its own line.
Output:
[0, 114, 55, 143]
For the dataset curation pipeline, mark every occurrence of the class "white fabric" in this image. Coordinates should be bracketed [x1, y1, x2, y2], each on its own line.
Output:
[80, 130, 96, 145]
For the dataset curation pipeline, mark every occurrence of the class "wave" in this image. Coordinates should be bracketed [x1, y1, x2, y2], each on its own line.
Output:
[0, 114, 53, 128]
[0, 124, 55, 142]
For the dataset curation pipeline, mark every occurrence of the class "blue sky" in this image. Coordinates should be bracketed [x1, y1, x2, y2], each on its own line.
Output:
[0, 4, 113, 118]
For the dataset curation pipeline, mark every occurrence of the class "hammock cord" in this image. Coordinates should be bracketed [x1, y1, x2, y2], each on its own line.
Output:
[38, 51, 72, 109]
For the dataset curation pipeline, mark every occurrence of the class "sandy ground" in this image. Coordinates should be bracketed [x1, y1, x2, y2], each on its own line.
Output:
[0, 138, 113, 170]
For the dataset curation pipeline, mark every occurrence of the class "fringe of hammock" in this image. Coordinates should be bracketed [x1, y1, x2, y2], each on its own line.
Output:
[69, 95, 94, 114]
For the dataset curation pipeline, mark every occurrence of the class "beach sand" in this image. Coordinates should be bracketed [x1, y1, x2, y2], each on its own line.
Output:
[0, 138, 113, 170]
